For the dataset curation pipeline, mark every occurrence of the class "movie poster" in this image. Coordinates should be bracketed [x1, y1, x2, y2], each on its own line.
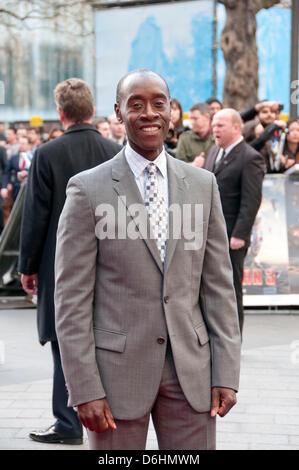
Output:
[285, 176, 299, 294]
[243, 175, 290, 296]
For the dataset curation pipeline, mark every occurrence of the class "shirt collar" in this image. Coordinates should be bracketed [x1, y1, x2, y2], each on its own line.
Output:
[125, 141, 167, 179]
[223, 136, 244, 155]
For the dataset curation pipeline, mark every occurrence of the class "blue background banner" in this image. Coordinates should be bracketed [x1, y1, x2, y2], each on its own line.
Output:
[95, 1, 293, 117]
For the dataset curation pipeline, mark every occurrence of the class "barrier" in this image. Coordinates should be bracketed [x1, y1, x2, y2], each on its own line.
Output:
[0, 182, 26, 293]
[244, 170, 299, 307]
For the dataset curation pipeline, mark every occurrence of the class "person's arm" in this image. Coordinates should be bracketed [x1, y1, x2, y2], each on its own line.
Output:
[199, 174, 241, 417]
[0, 148, 7, 173]
[239, 106, 258, 123]
[1, 157, 12, 190]
[232, 151, 265, 241]
[18, 148, 52, 275]
[249, 120, 286, 151]
[240, 101, 280, 123]
[55, 175, 115, 432]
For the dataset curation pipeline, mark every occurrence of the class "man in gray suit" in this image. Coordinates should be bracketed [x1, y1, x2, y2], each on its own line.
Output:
[55, 69, 241, 450]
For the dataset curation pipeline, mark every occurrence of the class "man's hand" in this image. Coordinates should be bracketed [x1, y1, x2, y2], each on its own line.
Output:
[21, 273, 38, 295]
[211, 387, 237, 418]
[273, 120, 286, 130]
[230, 237, 245, 250]
[1, 188, 8, 199]
[17, 170, 29, 183]
[77, 398, 117, 433]
[255, 101, 280, 113]
[190, 152, 205, 168]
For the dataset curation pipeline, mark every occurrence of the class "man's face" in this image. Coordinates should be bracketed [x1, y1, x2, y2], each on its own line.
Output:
[115, 73, 171, 160]
[6, 129, 16, 144]
[109, 117, 125, 140]
[209, 101, 222, 117]
[19, 137, 30, 153]
[212, 113, 236, 149]
[189, 110, 210, 136]
[17, 128, 28, 139]
[97, 122, 111, 139]
[28, 130, 39, 145]
[258, 106, 276, 126]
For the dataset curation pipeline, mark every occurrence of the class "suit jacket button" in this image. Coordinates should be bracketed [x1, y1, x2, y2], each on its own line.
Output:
[163, 296, 169, 304]
[157, 337, 165, 345]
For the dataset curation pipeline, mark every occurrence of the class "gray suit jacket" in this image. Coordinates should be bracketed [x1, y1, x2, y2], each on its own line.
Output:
[55, 150, 241, 420]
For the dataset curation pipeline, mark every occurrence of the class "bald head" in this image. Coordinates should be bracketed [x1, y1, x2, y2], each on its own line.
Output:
[212, 108, 243, 149]
[116, 69, 170, 105]
[214, 108, 243, 127]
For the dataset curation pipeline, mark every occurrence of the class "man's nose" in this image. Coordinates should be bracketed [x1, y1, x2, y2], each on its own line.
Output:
[142, 102, 158, 119]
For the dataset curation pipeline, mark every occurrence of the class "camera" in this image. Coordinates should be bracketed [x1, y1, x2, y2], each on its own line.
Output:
[278, 104, 284, 112]
[166, 128, 175, 140]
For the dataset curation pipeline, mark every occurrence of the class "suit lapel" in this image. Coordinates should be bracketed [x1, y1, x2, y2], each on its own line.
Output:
[111, 150, 164, 274]
[164, 155, 188, 274]
[214, 141, 243, 175]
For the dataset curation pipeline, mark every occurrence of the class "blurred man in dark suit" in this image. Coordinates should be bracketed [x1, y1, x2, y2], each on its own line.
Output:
[205, 109, 265, 335]
[0, 145, 7, 233]
[1, 136, 31, 203]
[19, 78, 121, 445]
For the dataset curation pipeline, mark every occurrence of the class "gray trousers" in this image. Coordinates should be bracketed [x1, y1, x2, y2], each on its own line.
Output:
[87, 345, 216, 450]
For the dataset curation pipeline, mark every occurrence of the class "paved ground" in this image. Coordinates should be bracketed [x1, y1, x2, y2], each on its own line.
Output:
[0, 305, 299, 450]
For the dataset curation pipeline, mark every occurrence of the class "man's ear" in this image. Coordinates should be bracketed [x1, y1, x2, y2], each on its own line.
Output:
[114, 103, 122, 123]
[57, 107, 65, 123]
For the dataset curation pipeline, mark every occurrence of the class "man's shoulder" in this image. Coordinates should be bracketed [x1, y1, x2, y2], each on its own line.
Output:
[240, 140, 265, 163]
[10, 152, 20, 163]
[179, 129, 196, 140]
[70, 150, 123, 184]
[35, 128, 121, 160]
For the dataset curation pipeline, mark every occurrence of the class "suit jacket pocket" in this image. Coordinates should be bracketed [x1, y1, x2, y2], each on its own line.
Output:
[194, 323, 209, 346]
[94, 328, 127, 353]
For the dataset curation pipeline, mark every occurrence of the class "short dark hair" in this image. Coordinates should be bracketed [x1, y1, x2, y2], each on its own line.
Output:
[190, 102, 212, 117]
[116, 69, 170, 105]
[206, 96, 222, 107]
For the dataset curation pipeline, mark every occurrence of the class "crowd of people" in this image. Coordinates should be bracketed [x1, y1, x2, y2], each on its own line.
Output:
[165, 97, 299, 173]
[0, 125, 64, 233]
[1, 96, 298, 237]
[0, 96, 298, 237]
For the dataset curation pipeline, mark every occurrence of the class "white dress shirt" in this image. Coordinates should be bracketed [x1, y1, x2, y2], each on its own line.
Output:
[124, 142, 169, 207]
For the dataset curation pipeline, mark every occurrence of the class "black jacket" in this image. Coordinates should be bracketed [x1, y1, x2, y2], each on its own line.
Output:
[2, 152, 24, 200]
[204, 140, 266, 246]
[19, 123, 121, 344]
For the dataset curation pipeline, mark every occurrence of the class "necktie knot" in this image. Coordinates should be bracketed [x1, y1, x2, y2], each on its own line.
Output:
[146, 162, 157, 177]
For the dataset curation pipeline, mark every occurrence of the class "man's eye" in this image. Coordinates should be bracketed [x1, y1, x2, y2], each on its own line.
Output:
[132, 102, 142, 108]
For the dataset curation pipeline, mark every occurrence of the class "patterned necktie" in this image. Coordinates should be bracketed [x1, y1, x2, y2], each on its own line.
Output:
[144, 162, 168, 262]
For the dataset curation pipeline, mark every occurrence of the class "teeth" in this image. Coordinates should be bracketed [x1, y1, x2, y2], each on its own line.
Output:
[141, 127, 159, 132]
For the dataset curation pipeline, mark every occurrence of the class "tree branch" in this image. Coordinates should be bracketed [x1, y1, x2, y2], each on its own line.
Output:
[255, 0, 281, 13]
